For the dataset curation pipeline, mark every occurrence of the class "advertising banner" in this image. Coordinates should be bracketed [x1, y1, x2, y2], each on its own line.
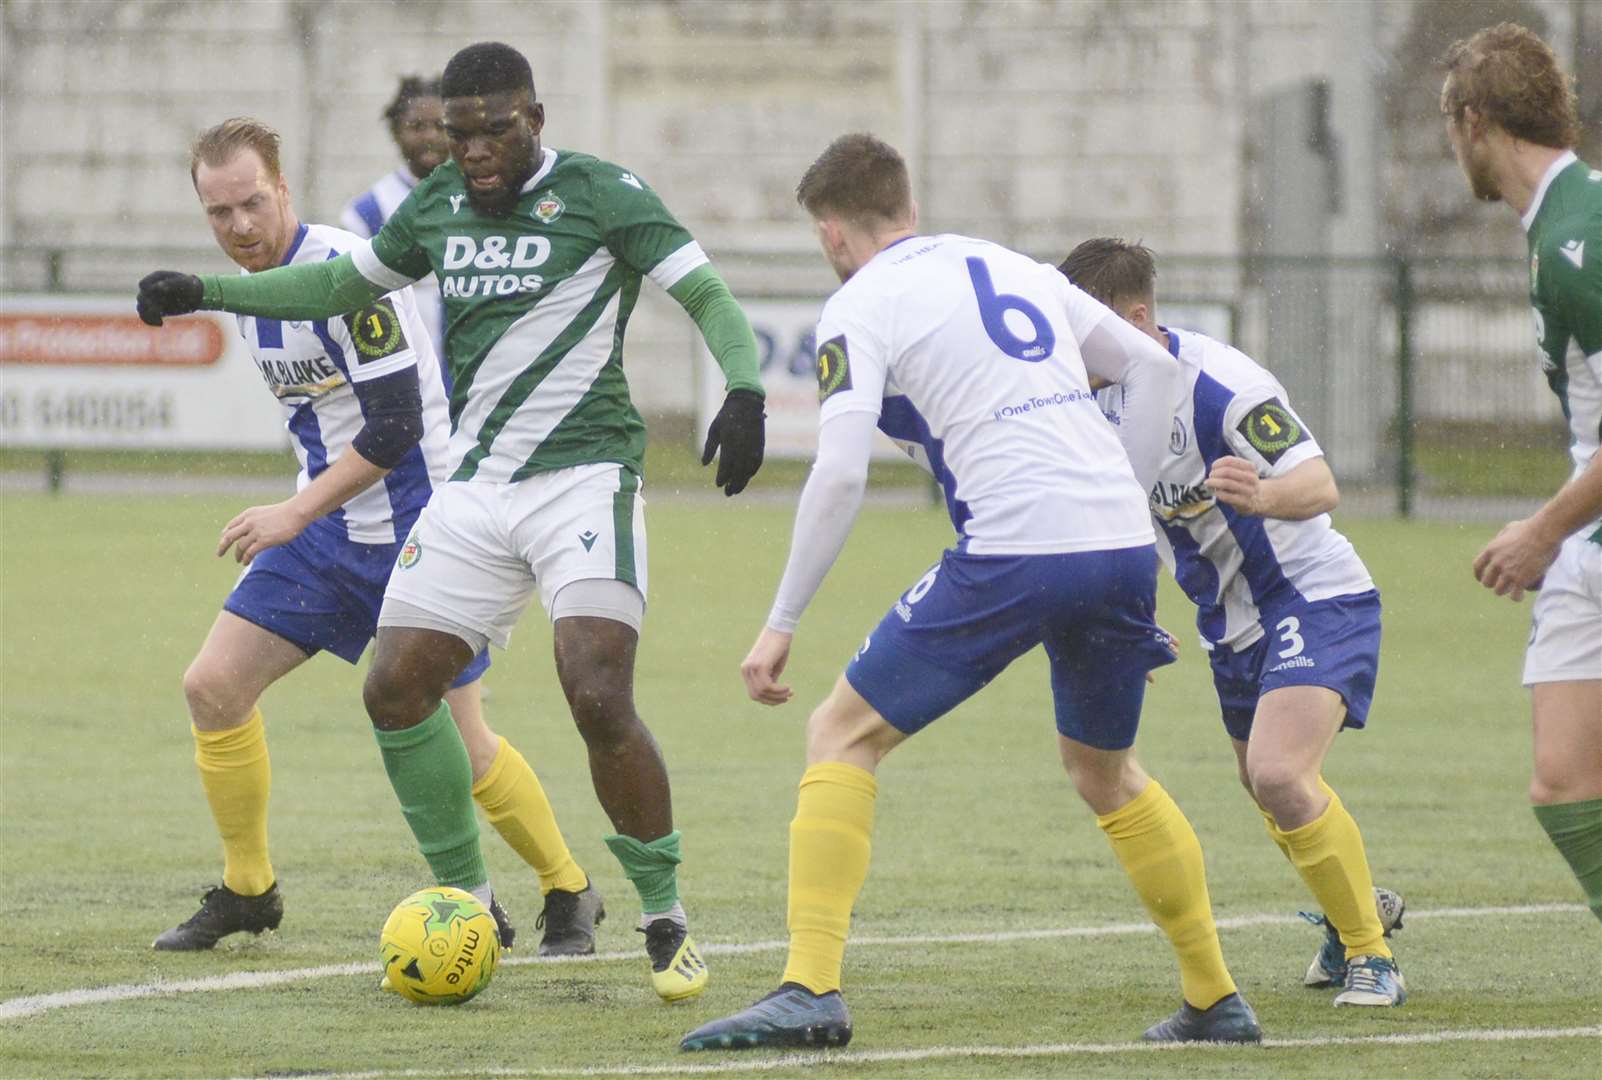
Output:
[0, 296, 288, 450]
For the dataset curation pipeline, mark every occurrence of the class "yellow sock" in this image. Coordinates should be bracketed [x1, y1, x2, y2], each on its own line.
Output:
[193, 710, 274, 897]
[1272, 779, 1389, 960]
[1098, 780, 1237, 1010]
[782, 762, 877, 995]
[472, 737, 587, 895]
[1257, 803, 1293, 861]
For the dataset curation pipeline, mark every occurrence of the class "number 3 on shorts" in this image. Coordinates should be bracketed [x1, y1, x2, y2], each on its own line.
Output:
[1275, 615, 1304, 659]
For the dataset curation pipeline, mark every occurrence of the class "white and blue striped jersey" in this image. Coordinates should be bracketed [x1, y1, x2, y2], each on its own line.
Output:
[816, 234, 1155, 555]
[341, 168, 446, 369]
[235, 222, 450, 545]
[1099, 328, 1373, 651]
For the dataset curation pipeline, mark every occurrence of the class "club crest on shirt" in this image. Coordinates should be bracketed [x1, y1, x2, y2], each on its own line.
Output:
[1237, 398, 1307, 463]
[817, 335, 853, 402]
[532, 194, 565, 224]
[398, 535, 422, 569]
[1170, 417, 1189, 455]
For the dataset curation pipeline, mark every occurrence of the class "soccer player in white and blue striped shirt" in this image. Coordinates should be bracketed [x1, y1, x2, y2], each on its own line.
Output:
[342, 76, 449, 382]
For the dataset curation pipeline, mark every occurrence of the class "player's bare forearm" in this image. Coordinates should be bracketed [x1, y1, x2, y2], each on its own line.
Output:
[1531, 453, 1602, 544]
[218, 449, 390, 564]
[1207, 456, 1337, 519]
[1475, 454, 1602, 601]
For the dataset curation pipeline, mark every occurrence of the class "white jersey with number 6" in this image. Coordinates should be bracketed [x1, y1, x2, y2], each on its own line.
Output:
[815, 234, 1154, 555]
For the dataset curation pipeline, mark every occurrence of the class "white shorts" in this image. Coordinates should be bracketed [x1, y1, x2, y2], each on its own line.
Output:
[1523, 530, 1602, 685]
[379, 463, 647, 650]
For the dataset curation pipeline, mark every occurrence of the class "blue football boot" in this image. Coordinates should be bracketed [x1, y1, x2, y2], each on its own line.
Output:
[1334, 954, 1407, 1007]
[1301, 886, 1405, 988]
[1141, 991, 1262, 1043]
[681, 983, 853, 1051]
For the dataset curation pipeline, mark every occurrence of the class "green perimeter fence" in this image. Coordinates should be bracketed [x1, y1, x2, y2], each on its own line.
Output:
[1, 246, 1570, 516]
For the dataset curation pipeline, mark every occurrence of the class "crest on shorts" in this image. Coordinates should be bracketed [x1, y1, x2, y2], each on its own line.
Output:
[816, 335, 852, 402]
[532, 194, 565, 224]
[398, 535, 422, 569]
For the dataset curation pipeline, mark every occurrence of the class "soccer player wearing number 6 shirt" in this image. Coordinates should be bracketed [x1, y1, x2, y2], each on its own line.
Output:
[137, 43, 769, 1001]
[154, 119, 598, 958]
[681, 134, 1259, 1052]
[1062, 239, 1406, 1008]
[1442, 24, 1602, 924]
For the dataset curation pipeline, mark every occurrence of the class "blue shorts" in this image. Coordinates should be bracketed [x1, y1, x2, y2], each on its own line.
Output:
[1207, 589, 1381, 741]
[844, 546, 1176, 751]
[224, 519, 489, 687]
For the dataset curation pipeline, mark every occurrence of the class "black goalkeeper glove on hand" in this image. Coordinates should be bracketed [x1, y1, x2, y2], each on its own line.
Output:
[136, 271, 205, 326]
[700, 388, 766, 497]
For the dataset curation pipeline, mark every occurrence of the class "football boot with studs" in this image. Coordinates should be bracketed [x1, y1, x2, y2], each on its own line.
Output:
[152, 882, 284, 951]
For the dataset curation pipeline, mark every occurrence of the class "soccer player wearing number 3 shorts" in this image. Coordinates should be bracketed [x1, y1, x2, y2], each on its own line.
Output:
[1063, 240, 1406, 1007]
[1442, 24, 1602, 924]
[682, 135, 1259, 1052]
[137, 43, 770, 1000]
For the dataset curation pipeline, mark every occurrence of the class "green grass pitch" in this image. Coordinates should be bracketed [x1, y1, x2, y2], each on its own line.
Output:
[1, 491, 1596, 1078]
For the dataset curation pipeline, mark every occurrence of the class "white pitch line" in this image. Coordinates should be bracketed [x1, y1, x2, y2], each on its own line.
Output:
[0, 902, 1584, 1023]
[233, 1026, 1602, 1080]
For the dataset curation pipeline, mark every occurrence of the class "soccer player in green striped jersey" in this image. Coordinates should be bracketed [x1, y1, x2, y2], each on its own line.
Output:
[138, 42, 769, 996]
[1441, 23, 1602, 923]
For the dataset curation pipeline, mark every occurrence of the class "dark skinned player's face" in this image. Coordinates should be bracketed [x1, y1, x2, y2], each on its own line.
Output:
[444, 89, 544, 215]
[391, 96, 448, 180]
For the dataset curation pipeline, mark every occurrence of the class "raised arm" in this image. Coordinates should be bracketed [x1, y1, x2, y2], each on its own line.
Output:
[1076, 312, 1182, 491]
[137, 252, 389, 326]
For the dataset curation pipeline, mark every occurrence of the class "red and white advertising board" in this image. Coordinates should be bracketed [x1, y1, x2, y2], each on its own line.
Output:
[0, 296, 288, 450]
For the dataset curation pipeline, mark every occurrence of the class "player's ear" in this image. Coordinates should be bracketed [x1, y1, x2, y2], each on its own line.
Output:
[908, 200, 919, 231]
[527, 100, 545, 137]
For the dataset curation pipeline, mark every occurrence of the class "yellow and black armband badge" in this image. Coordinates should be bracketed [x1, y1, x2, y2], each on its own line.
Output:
[817, 334, 852, 402]
[346, 299, 407, 364]
[1236, 398, 1308, 464]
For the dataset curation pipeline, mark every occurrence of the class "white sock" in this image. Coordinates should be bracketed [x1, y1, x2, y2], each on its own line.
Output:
[639, 900, 686, 930]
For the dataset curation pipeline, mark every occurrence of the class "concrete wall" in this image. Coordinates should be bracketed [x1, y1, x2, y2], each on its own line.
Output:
[0, 0, 1562, 423]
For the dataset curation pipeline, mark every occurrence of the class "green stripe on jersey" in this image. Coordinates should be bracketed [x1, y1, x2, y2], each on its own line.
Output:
[368, 149, 700, 481]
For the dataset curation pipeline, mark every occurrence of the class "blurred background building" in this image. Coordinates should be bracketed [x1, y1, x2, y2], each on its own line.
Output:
[2, 0, 1598, 509]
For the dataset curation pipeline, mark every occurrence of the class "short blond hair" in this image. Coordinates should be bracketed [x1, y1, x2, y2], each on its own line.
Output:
[190, 117, 282, 187]
[1439, 23, 1581, 149]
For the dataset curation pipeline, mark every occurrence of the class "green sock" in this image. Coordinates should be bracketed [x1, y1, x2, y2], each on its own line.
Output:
[603, 829, 683, 914]
[374, 701, 487, 892]
[1533, 798, 1602, 923]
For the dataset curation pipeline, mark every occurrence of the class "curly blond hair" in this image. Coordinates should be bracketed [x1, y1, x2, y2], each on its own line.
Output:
[1439, 22, 1580, 149]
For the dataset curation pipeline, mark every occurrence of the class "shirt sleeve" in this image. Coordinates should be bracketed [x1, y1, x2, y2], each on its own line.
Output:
[1221, 388, 1324, 477]
[814, 295, 889, 424]
[766, 409, 878, 632]
[1045, 271, 1121, 346]
[352, 186, 432, 290]
[331, 294, 421, 384]
[592, 164, 707, 290]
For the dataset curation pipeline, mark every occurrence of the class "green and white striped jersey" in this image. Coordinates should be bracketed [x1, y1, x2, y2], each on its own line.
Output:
[352, 148, 709, 483]
[1524, 151, 1602, 500]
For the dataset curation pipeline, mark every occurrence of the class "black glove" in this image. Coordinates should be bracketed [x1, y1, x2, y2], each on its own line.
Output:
[700, 388, 766, 497]
[136, 271, 205, 326]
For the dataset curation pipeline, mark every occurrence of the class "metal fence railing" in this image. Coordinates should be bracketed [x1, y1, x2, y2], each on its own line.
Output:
[2, 246, 1568, 517]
